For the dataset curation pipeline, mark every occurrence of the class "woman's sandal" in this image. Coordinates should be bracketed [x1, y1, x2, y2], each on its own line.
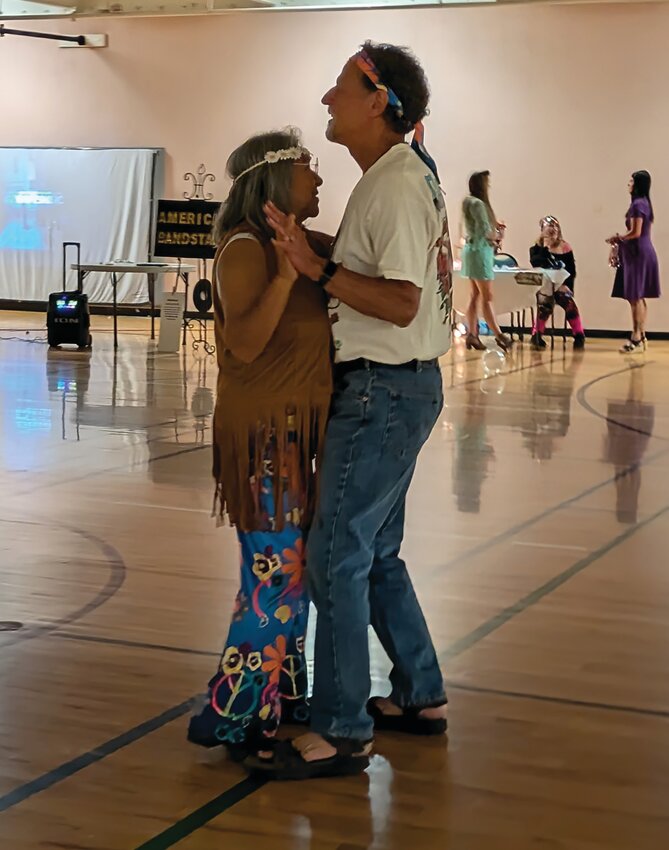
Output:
[366, 698, 448, 736]
[244, 734, 373, 781]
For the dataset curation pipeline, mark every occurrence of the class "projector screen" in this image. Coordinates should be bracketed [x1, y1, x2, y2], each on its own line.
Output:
[0, 147, 162, 304]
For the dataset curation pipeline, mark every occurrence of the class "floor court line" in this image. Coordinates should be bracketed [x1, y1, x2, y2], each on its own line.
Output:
[445, 682, 669, 721]
[426, 443, 669, 580]
[3, 430, 666, 812]
[53, 630, 669, 721]
[129, 498, 669, 850]
[576, 360, 669, 441]
[0, 355, 661, 833]
[0, 700, 194, 815]
[0, 524, 127, 649]
[105, 500, 211, 514]
[7, 349, 554, 504]
[426, 358, 665, 580]
[123, 359, 662, 848]
[55, 631, 220, 659]
[2, 478, 666, 833]
[438, 497, 669, 664]
[132, 777, 268, 850]
[511, 540, 590, 552]
[12, 442, 212, 500]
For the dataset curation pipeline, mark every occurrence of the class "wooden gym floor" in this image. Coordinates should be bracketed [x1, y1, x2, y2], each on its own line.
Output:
[1, 311, 669, 850]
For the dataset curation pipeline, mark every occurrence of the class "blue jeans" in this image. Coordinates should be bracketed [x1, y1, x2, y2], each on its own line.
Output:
[308, 360, 447, 741]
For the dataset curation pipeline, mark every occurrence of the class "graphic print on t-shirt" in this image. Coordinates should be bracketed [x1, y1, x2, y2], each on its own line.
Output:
[328, 296, 341, 350]
[425, 173, 453, 325]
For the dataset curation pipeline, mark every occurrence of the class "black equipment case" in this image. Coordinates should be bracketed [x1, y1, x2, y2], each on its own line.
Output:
[47, 242, 91, 349]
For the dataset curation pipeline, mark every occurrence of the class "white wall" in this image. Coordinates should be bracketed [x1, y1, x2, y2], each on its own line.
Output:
[1, 4, 667, 330]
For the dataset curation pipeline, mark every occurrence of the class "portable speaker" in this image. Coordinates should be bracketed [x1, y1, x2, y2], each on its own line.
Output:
[47, 242, 92, 350]
[47, 291, 91, 349]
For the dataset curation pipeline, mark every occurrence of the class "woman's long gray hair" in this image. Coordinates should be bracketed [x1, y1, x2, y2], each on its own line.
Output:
[212, 128, 303, 244]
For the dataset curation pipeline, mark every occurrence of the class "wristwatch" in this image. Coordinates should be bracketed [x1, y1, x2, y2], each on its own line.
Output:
[316, 259, 338, 288]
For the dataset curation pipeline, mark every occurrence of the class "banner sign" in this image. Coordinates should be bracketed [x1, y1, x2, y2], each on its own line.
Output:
[154, 199, 219, 259]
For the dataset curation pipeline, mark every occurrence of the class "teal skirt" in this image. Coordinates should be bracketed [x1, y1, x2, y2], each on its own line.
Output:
[461, 240, 494, 282]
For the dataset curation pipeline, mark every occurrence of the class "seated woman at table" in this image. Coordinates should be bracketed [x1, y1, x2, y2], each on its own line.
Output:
[529, 215, 585, 350]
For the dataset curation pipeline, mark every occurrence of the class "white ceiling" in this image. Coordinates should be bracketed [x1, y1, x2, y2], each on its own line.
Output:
[0, 0, 663, 21]
[0, 0, 484, 17]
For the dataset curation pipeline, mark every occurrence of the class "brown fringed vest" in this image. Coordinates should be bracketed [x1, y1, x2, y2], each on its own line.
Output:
[211, 228, 332, 533]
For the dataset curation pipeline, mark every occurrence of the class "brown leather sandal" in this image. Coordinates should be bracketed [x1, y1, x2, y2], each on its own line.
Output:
[244, 735, 373, 781]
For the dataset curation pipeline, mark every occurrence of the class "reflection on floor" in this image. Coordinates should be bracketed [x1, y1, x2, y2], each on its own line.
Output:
[1, 312, 669, 850]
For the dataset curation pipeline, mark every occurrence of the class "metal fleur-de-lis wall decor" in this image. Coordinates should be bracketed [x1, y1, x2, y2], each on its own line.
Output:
[183, 164, 216, 200]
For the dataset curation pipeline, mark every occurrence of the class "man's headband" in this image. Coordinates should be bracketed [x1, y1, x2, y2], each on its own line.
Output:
[353, 48, 439, 183]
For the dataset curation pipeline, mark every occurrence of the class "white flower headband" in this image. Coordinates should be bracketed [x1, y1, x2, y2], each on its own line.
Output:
[233, 146, 307, 184]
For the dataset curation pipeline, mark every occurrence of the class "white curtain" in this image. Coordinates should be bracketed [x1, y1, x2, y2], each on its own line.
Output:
[0, 147, 159, 304]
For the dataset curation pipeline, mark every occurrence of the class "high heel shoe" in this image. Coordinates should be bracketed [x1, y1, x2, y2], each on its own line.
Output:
[495, 334, 513, 353]
[619, 337, 646, 354]
[465, 333, 486, 351]
[530, 332, 547, 350]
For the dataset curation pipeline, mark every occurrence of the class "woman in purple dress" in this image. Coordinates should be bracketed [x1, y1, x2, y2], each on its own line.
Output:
[608, 170, 661, 353]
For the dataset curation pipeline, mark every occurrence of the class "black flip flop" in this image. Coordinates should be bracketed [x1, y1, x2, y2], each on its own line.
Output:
[367, 698, 447, 736]
[225, 737, 282, 763]
[244, 736, 372, 781]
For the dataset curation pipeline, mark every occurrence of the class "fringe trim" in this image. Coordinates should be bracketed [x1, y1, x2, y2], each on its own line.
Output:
[212, 398, 329, 533]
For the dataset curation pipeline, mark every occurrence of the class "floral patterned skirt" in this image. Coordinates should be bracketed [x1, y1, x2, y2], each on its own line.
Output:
[188, 434, 310, 749]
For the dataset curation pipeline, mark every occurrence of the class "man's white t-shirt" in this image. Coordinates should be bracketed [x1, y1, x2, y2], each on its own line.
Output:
[330, 143, 453, 364]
